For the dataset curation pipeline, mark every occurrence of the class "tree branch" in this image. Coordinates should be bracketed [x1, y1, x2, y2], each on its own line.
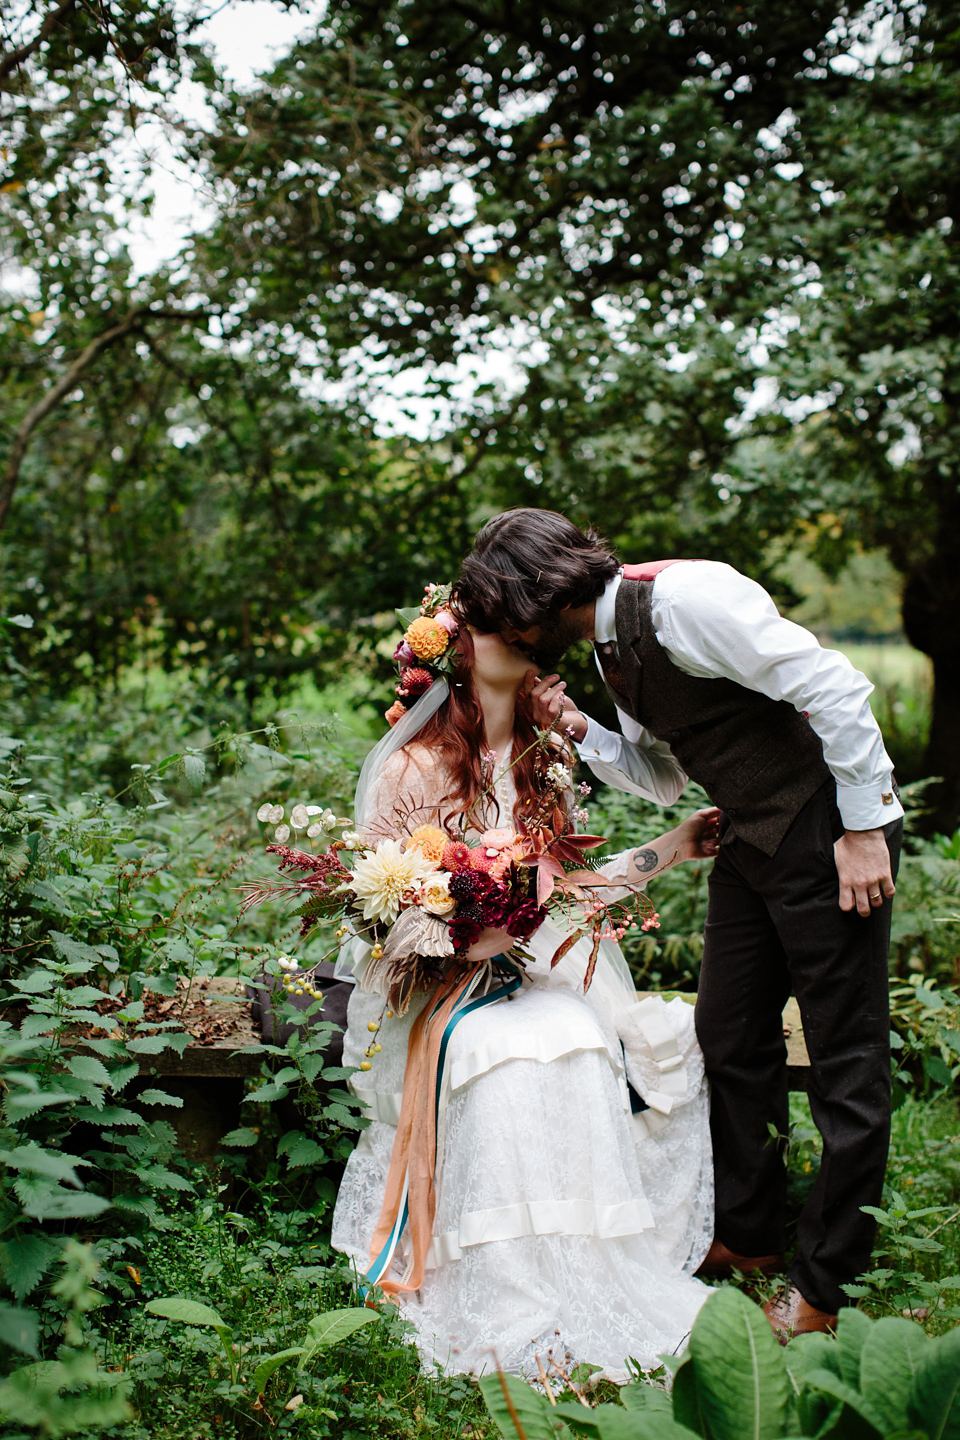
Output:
[0, 307, 147, 530]
[0, 305, 219, 530]
[0, 0, 77, 86]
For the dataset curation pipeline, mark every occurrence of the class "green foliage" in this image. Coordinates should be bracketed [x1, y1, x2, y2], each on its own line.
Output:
[144, 1293, 378, 1397]
[0, 1242, 131, 1438]
[588, 784, 713, 993]
[481, 1293, 960, 1440]
[843, 1190, 960, 1327]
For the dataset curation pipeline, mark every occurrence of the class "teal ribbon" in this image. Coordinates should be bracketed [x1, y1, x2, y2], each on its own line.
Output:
[362, 960, 521, 1294]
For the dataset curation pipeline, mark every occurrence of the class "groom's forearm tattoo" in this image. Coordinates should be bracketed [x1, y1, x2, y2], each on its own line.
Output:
[630, 847, 660, 874]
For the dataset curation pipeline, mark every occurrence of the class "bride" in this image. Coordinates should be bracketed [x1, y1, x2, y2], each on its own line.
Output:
[330, 613, 718, 1381]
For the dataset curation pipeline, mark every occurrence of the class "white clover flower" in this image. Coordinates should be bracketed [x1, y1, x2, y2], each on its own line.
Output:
[347, 839, 436, 924]
[290, 803, 310, 829]
[274, 823, 291, 843]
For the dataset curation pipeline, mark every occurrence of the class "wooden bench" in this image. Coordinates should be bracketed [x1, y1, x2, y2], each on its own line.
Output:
[134, 979, 812, 1160]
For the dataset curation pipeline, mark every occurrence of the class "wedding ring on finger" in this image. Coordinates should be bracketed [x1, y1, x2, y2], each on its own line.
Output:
[869, 890, 882, 903]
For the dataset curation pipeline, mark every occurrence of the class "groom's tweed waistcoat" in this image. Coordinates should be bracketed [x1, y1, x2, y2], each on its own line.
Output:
[609, 577, 831, 856]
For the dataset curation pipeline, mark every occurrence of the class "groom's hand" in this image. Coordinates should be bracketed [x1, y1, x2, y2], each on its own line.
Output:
[834, 828, 896, 917]
[526, 671, 588, 743]
[526, 671, 589, 743]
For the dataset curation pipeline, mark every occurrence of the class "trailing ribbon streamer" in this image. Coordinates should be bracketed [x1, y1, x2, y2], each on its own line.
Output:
[364, 959, 521, 1297]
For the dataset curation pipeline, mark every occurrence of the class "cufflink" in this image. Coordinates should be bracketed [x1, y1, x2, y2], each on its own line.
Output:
[882, 792, 894, 805]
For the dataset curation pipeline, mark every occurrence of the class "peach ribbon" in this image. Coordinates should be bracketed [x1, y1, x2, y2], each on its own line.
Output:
[368, 964, 483, 1297]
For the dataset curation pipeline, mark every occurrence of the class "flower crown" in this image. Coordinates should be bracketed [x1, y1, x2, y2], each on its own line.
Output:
[386, 581, 459, 727]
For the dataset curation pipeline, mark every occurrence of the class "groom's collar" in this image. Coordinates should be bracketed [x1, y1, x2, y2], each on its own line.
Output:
[593, 569, 623, 645]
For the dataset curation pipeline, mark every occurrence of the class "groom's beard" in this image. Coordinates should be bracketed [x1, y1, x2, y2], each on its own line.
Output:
[518, 613, 585, 670]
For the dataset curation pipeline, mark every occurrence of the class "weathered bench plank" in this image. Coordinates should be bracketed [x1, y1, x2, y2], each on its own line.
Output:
[146, 978, 811, 1084]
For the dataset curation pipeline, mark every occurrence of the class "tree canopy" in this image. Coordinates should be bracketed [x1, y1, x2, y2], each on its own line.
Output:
[2, 0, 958, 819]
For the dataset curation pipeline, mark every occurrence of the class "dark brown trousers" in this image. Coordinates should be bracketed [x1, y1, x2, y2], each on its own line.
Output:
[695, 781, 903, 1313]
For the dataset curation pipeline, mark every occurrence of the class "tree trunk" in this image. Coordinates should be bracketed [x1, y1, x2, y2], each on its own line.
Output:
[923, 656, 960, 835]
[902, 546, 960, 834]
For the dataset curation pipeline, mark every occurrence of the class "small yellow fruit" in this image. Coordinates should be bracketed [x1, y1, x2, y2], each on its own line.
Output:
[386, 1010, 394, 1019]
[360, 1061, 371, 1071]
[367, 1020, 380, 1033]
[373, 1043, 382, 1053]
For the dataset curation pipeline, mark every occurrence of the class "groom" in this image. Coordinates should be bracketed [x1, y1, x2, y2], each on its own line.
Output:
[452, 508, 903, 1341]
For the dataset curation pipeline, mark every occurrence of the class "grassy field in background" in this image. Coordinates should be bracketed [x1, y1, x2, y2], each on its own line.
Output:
[839, 642, 932, 690]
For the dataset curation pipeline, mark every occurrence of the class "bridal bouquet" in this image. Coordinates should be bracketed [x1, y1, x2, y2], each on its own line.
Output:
[240, 810, 657, 1013]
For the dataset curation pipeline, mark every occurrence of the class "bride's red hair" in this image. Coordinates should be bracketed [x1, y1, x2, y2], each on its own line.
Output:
[410, 630, 552, 833]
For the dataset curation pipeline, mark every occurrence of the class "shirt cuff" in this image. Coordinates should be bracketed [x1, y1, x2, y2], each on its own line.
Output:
[835, 780, 904, 831]
[575, 714, 622, 766]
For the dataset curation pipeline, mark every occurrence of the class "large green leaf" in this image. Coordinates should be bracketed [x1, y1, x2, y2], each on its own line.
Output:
[784, 1331, 842, 1389]
[477, 1372, 571, 1440]
[0, 1143, 88, 1186]
[671, 1355, 705, 1436]
[621, 1385, 671, 1413]
[555, 1406, 699, 1440]
[835, 1308, 874, 1388]
[0, 1236, 60, 1301]
[859, 1318, 929, 1435]
[688, 1288, 788, 1440]
[908, 1328, 960, 1440]
[18, 1186, 110, 1222]
[802, 1370, 883, 1436]
[252, 1347, 304, 1397]
[145, 1297, 228, 1331]
[298, 1308, 379, 1365]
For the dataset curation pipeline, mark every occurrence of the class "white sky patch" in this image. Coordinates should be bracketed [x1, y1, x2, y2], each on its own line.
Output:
[120, 0, 326, 276]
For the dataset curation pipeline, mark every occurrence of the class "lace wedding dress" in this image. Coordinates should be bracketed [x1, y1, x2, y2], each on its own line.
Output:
[330, 746, 713, 1381]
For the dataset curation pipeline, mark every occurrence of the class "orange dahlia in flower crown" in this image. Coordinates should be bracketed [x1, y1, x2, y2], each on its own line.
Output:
[385, 700, 408, 728]
[405, 825, 448, 864]
[404, 615, 450, 662]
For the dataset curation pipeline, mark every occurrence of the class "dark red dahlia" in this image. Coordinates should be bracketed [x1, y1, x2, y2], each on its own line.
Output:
[505, 899, 548, 941]
[401, 667, 434, 696]
[449, 871, 479, 902]
[449, 917, 483, 952]
[480, 884, 512, 928]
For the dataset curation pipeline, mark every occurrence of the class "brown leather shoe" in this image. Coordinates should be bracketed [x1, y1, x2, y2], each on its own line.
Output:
[695, 1238, 784, 1280]
[763, 1286, 838, 1345]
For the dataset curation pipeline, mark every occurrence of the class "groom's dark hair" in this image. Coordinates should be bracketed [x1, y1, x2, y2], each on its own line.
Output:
[452, 509, 619, 632]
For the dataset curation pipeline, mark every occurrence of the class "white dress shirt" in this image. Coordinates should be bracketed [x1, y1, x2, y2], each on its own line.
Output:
[576, 563, 903, 832]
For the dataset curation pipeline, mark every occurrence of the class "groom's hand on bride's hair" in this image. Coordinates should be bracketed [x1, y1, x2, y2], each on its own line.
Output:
[526, 671, 588, 744]
[834, 828, 896, 917]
